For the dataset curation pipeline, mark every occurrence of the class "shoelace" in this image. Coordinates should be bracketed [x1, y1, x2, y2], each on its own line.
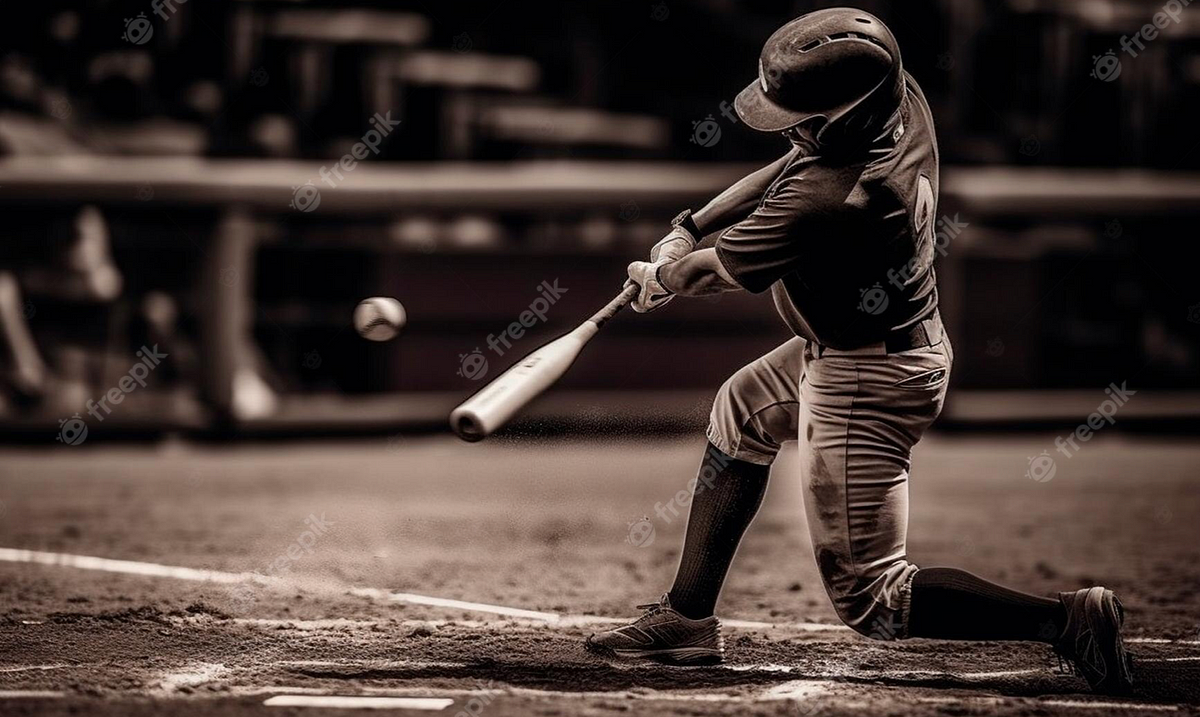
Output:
[631, 600, 669, 625]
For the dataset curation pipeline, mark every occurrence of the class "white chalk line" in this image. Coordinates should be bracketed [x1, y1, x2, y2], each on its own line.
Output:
[241, 678, 1189, 712]
[155, 662, 231, 693]
[6, 657, 1192, 711]
[264, 695, 454, 710]
[6, 547, 1198, 652]
[916, 695, 1182, 712]
[0, 547, 832, 632]
[1130, 637, 1200, 646]
[0, 664, 75, 674]
[0, 691, 66, 699]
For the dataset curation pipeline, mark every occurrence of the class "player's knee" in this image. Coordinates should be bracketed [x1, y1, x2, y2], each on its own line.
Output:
[709, 368, 766, 441]
[815, 550, 911, 640]
[710, 370, 744, 418]
[707, 372, 745, 443]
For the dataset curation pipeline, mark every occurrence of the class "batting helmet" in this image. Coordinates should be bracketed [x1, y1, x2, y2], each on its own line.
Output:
[734, 8, 905, 144]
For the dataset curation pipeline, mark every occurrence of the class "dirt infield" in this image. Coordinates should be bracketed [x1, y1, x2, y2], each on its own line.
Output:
[1, 434, 1198, 715]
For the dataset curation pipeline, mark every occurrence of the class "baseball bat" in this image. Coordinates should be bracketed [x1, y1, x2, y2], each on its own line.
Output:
[450, 283, 639, 441]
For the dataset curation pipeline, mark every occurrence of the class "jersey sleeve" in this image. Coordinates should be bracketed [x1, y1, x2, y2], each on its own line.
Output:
[714, 173, 833, 294]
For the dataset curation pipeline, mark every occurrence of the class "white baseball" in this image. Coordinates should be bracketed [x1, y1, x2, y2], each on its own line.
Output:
[354, 297, 407, 341]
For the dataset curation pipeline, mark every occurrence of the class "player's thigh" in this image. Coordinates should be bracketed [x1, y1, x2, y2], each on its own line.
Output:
[797, 347, 949, 630]
[707, 337, 806, 465]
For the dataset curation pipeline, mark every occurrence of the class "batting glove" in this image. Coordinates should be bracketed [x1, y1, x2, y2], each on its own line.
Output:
[649, 226, 697, 264]
[626, 260, 674, 313]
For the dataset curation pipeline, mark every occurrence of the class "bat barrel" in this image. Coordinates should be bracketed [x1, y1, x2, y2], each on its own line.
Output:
[448, 285, 637, 442]
[449, 407, 489, 442]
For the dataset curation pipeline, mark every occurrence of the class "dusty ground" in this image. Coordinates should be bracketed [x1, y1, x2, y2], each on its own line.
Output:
[1, 433, 1198, 715]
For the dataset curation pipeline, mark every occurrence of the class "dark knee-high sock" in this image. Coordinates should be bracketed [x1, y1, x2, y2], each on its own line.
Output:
[667, 443, 769, 620]
[908, 567, 1067, 642]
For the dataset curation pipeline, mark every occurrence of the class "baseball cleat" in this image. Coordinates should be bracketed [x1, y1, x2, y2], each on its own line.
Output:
[585, 594, 724, 665]
[1053, 586, 1134, 694]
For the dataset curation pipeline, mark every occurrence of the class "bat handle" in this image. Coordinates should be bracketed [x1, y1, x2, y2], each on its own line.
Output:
[588, 283, 639, 327]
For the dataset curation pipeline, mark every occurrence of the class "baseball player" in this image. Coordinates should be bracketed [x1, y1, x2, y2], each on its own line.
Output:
[587, 8, 1133, 695]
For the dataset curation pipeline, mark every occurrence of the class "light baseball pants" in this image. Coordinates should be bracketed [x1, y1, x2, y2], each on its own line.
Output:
[706, 325, 952, 638]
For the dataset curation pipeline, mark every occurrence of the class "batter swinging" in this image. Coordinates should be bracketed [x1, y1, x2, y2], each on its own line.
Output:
[588, 7, 1133, 695]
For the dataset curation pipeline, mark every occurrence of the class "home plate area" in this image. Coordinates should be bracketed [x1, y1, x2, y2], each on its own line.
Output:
[2, 437, 1199, 715]
[3, 605, 1199, 715]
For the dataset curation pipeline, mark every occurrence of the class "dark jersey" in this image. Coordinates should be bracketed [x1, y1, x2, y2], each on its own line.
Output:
[715, 72, 940, 350]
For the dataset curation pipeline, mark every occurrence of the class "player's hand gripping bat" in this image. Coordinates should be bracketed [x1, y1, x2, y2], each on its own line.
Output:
[449, 284, 639, 441]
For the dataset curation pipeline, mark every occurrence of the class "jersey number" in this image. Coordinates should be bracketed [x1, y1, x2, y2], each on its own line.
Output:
[913, 174, 936, 272]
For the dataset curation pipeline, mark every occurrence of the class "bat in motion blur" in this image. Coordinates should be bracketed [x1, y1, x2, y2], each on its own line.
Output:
[449, 283, 639, 441]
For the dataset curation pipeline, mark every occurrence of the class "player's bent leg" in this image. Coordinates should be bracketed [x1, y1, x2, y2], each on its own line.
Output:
[909, 571, 1133, 693]
[587, 340, 805, 664]
[666, 337, 805, 619]
[798, 342, 950, 640]
[706, 337, 805, 465]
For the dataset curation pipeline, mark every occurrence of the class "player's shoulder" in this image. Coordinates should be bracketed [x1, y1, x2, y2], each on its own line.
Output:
[771, 155, 862, 213]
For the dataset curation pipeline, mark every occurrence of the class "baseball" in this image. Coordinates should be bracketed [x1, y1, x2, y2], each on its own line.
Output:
[354, 297, 407, 341]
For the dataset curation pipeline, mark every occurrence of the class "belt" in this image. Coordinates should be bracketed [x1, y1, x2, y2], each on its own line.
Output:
[810, 314, 944, 358]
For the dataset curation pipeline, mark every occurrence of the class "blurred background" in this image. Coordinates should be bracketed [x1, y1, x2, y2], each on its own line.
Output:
[1, 0, 1198, 440]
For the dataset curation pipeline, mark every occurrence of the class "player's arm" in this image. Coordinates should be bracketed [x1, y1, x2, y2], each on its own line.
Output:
[625, 249, 739, 312]
[626, 173, 816, 312]
[690, 148, 799, 236]
[648, 149, 800, 266]
[658, 249, 740, 296]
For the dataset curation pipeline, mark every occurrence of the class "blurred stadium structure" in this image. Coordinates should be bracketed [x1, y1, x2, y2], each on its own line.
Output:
[1, 0, 1198, 439]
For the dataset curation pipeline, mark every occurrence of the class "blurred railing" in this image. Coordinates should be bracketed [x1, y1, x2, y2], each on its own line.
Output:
[1, 158, 1198, 436]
